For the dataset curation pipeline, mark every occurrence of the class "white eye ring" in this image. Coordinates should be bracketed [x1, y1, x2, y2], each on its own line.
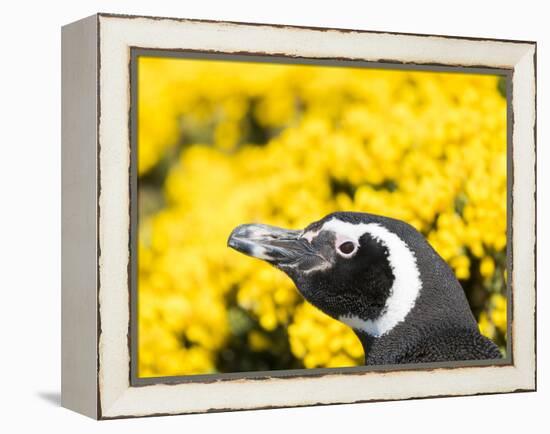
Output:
[337, 241, 357, 257]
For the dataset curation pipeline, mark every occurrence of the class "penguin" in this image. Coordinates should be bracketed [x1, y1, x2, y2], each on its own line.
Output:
[227, 211, 502, 365]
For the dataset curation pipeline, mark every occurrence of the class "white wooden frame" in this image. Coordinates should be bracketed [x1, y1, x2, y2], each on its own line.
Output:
[61, 13, 536, 419]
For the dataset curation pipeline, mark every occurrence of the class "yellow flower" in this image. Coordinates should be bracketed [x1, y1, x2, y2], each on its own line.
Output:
[490, 294, 507, 334]
[478, 311, 495, 339]
[289, 303, 363, 367]
[480, 256, 496, 279]
[248, 330, 272, 352]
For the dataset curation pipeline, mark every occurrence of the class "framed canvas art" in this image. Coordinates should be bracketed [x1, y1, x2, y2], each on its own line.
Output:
[61, 13, 536, 419]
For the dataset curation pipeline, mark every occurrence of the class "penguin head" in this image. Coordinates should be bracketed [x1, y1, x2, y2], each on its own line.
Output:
[228, 212, 425, 337]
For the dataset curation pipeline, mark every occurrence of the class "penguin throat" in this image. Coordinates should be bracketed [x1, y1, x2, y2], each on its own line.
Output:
[335, 222, 423, 338]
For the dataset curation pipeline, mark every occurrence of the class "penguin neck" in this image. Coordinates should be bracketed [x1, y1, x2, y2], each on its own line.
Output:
[353, 324, 423, 365]
[352, 300, 479, 365]
[351, 256, 481, 365]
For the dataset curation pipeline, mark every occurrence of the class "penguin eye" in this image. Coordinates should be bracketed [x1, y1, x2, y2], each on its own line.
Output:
[337, 241, 356, 255]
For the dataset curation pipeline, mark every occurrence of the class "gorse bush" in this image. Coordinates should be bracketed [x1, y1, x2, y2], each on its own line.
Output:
[137, 57, 507, 377]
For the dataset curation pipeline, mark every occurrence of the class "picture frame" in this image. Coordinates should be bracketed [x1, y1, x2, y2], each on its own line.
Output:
[61, 13, 536, 419]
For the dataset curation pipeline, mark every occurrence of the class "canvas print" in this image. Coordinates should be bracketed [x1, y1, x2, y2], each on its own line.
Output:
[135, 55, 508, 378]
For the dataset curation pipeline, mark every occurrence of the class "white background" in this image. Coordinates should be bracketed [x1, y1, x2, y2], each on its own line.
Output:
[0, 1, 546, 432]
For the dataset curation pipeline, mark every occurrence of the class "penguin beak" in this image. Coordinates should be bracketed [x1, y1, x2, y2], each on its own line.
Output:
[227, 223, 311, 266]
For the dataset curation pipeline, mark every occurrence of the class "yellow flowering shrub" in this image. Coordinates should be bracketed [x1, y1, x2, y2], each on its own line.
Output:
[137, 56, 508, 377]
